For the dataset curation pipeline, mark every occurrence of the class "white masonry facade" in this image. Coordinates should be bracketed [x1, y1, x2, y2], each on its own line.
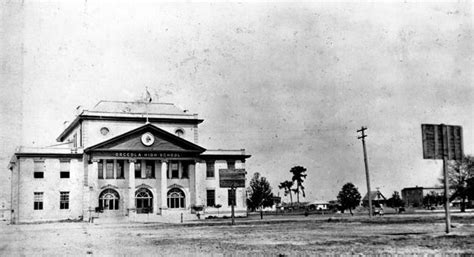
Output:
[8, 101, 250, 223]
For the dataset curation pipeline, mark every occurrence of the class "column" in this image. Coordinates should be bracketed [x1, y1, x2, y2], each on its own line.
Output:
[128, 160, 136, 215]
[141, 160, 145, 179]
[113, 160, 117, 179]
[161, 161, 168, 210]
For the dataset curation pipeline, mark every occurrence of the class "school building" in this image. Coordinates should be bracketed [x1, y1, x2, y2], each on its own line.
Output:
[7, 100, 250, 223]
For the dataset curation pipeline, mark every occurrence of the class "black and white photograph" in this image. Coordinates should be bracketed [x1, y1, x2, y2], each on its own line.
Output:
[0, 0, 473, 255]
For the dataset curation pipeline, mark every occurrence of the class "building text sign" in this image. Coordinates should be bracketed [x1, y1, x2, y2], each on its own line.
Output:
[219, 169, 246, 188]
[114, 152, 182, 158]
[422, 124, 463, 160]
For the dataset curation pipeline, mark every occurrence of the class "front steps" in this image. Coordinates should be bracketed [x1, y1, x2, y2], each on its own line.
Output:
[90, 210, 199, 224]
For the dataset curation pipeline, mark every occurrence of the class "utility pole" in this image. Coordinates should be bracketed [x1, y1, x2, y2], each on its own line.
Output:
[357, 126, 372, 218]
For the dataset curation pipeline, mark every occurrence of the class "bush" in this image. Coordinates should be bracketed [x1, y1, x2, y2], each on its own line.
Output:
[191, 205, 204, 214]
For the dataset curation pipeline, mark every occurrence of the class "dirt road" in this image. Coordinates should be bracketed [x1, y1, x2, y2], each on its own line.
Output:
[1, 214, 473, 256]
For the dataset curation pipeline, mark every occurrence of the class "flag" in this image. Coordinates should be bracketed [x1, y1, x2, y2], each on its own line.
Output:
[145, 89, 152, 103]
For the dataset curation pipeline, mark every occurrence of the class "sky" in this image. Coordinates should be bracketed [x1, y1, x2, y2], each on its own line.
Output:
[1, 0, 473, 204]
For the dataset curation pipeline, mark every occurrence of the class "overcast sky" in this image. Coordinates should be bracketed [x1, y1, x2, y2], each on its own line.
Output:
[1, 0, 472, 203]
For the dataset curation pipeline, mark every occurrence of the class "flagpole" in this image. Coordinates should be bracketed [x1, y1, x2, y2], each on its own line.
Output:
[146, 103, 149, 124]
[145, 87, 150, 124]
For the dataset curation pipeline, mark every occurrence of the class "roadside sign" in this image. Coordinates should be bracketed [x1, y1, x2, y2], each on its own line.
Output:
[421, 123, 464, 234]
[219, 169, 246, 188]
[219, 168, 246, 226]
[422, 124, 463, 160]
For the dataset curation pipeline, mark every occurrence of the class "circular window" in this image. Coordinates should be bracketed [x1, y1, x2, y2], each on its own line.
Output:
[141, 132, 155, 146]
[175, 128, 184, 137]
[100, 127, 110, 136]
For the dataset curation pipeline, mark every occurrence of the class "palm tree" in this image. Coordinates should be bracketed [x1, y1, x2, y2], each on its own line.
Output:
[290, 166, 307, 204]
[278, 180, 294, 205]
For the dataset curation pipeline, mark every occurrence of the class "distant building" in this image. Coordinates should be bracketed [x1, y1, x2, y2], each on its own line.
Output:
[362, 190, 387, 207]
[401, 186, 443, 207]
[7, 100, 251, 223]
[305, 200, 329, 210]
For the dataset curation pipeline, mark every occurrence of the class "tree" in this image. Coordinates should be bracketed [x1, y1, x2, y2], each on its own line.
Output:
[278, 180, 294, 205]
[422, 191, 443, 208]
[439, 155, 474, 212]
[337, 183, 361, 215]
[247, 173, 274, 219]
[466, 177, 474, 206]
[386, 191, 405, 211]
[290, 166, 307, 204]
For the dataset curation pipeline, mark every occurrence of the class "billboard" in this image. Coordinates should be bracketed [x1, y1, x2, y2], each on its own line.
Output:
[422, 124, 463, 160]
[219, 169, 246, 188]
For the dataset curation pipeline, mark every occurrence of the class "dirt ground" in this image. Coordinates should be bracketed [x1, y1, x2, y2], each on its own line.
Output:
[1, 213, 473, 256]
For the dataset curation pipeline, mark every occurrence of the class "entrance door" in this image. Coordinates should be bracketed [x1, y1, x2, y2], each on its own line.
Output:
[136, 188, 153, 214]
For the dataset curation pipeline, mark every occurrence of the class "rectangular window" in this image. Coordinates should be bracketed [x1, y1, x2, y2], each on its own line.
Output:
[227, 160, 235, 170]
[34, 161, 44, 179]
[135, 161, 142, 178]
[98, 161, 104, 179]
[116, 160, 124, 179]
[145, 161, 155, 179]
[34, 192, 43, 210]
[105, 160, 114, 179]
[228, 189, 236, 206]
[34, 172, 44, 179]
[181, 162, 189, 179]
[60, 192, 69, 210]
[206, 161, 215, 178]
[60, 160, 70, 179]
[206, 190, 215, 207]
[170, 162, 179, 179]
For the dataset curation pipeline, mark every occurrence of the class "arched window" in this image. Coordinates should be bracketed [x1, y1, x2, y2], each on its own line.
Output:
[99, 189, 120, 210]
[136, 188, 153, 214]
[175, 128, 184, 137]
[167, 188, 185, 209]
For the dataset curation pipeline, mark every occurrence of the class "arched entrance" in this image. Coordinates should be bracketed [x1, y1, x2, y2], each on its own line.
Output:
[167, 188, 185, 209]
[136, 188, 153, 214]
[99, 189, 120, 210]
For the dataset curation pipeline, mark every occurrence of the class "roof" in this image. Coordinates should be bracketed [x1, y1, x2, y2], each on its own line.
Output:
[401, 186, 424, 191]
[306, 200, 330, 205]
[11, 146, 83, 160]
[57, 100, 203, 142]
[91, 100, 188, 116]
[402, 186, 443, 191]
[362, 191, 387, 201]
[200, 149, 251, 160]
